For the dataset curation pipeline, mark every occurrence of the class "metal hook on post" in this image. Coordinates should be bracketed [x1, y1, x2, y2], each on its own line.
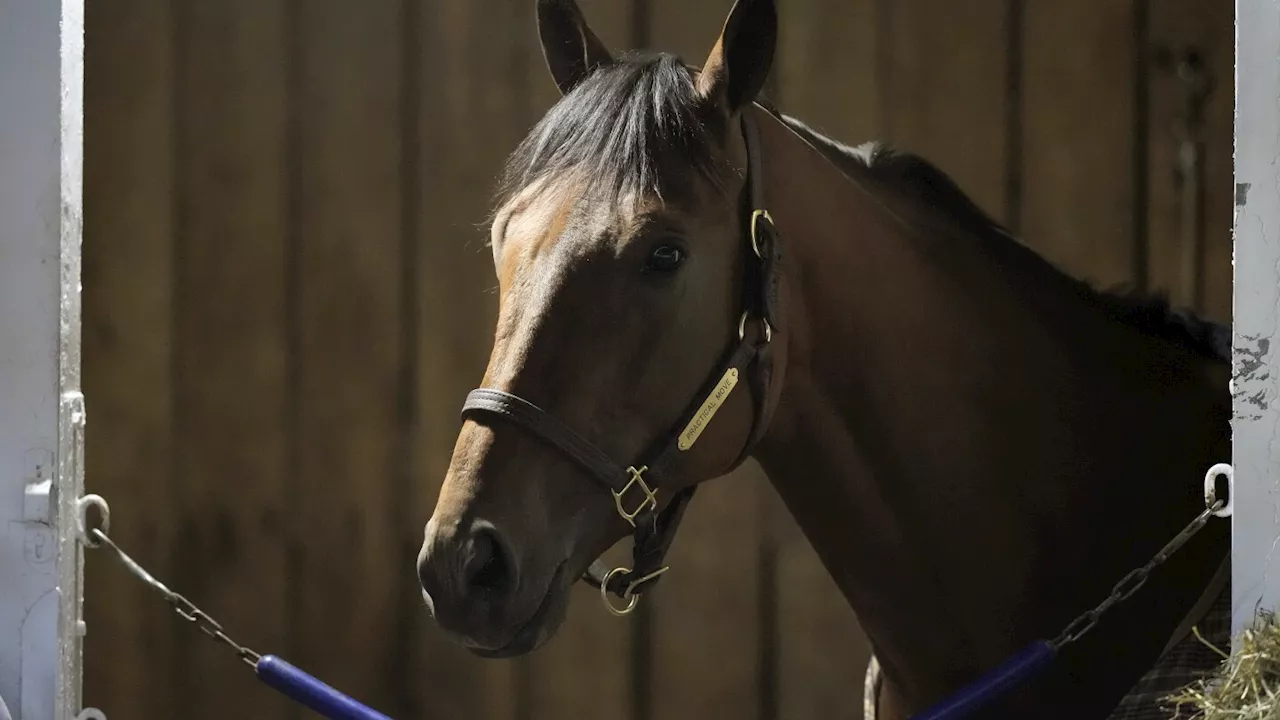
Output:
[1204, 463, 1233, 518]
[74, 494, 110, 548]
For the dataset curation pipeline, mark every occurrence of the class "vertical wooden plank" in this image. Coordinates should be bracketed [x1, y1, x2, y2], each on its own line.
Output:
[1145, 1, 1234, 322]
[514, 2, 637, 720]
[647, 0, 731, 69]
[639, 6, 765, 720]
[413, 0, 541, 717]
[882, 0, 1010, 224]
[770, 2, 879, 717]
[171, 1, 293, 717]
[393, 1, 426, 716]
[1195, 4, 1234, 326]
[81, 0, 178, 716]
[290, 0, 405, 715]
[1023, 2, 1137, 287]
[776, 0, 879, 140]
[642, 457, 766, 720]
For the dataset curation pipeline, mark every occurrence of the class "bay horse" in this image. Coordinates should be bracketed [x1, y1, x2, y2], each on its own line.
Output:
[416, 0, 1233, 717]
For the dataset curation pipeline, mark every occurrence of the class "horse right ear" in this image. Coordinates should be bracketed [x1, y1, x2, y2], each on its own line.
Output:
[536, 0, 614, 95]
[695, 0, 776, 117]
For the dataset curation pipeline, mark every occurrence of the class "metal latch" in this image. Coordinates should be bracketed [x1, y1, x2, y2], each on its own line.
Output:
[21, 450, 56, 570]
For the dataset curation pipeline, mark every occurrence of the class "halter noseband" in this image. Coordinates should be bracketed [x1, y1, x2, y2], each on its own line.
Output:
[459, 111, 784, 616]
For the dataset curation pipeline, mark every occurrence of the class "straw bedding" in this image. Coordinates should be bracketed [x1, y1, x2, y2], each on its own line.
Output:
[1163, 606, 1280, 720]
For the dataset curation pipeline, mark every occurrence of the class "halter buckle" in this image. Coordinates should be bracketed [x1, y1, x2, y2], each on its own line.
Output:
[613, 466, 658, 527]
[750, 209, 774, 259]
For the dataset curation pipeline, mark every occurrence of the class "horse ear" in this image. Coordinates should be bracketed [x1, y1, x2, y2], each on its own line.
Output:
[536, 0, 615, 95]
[695, 0, 777, 116]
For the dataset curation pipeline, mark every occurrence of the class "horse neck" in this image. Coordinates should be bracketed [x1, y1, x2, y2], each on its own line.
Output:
[745, 108, 1230, 710]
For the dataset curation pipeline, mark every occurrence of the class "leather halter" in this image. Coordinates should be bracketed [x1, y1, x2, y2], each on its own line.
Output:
[459, 111, 784, 615]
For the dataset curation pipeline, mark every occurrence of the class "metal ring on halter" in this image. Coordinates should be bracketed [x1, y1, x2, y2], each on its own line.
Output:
[75, 494, 110, 548]
[737, 311, 773, 344]
[600, 567, 640, 616]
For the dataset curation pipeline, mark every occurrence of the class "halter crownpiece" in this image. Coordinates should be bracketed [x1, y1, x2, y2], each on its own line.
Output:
[459, 110, 784, 615]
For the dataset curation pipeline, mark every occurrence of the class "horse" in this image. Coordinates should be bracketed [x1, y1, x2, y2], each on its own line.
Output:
[415, 0, 1233, 717]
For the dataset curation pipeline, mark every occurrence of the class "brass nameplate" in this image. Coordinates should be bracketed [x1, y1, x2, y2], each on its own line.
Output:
[677, 368, 739, 451]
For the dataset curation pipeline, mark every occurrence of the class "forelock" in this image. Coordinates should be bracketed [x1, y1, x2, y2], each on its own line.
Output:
[494, 52, 724, 213]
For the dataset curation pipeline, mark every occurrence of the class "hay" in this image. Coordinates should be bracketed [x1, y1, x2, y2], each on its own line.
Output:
[1165, 611, 1280, 719]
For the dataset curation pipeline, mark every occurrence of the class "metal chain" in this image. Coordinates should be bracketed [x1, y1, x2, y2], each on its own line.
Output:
[84, 525, 261, 668]
[73, 474, 1225, 669]
[1049, 498, 1226, 650]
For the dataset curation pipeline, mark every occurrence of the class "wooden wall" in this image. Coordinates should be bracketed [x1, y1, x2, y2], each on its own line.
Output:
[80, 1, 1233, 719]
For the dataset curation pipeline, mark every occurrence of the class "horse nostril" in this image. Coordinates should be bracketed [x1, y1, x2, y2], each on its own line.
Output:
[463, 528, 513, 598]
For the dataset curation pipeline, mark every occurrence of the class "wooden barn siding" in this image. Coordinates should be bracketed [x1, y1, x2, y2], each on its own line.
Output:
[80, 1, 1233, 719]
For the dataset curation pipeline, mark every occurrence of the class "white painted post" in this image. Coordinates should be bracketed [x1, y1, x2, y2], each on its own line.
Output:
[0, 0, 87, 717]
[1232, 0, 1280, 643]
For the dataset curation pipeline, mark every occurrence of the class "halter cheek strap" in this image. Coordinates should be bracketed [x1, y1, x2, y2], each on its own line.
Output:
[459, 110, 784, 615]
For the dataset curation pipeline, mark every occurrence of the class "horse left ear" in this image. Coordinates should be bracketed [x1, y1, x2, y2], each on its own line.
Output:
[695, 0, 777, 116]
[537, 0, 615, 96]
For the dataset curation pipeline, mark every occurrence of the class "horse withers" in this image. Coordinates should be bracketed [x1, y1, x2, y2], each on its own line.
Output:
[416, 1, 1232, 717]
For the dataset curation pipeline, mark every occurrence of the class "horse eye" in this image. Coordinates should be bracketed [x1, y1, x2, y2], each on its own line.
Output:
[645, 245, 685, 273]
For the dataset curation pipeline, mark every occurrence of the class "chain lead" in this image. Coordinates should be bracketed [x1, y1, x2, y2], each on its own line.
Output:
[1049, 498, 1225, 650]
[86, 527, 261, 668]
[77, 480, 1227, 671]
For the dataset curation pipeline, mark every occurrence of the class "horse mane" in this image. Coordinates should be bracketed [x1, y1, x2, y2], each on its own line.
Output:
[502, 51, 1229, 364]
[769, 109, 1230, 364]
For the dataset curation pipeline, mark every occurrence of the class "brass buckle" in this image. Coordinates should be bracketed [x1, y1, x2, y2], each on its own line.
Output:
[750, 209, 774, 259]
[599, 565, 671, 617]
[613, 466, 658, 527]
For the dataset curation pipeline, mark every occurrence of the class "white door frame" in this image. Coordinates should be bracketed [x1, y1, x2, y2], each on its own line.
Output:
[0, 0, 87, 716]
[1232, 0, 1280, 645]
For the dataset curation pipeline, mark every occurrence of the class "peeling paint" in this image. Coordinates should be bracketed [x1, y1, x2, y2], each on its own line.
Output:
[1238, 182, 1253, 206]
[1236, 336, 1272, 382]
[1234, 336, 1274, 420]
